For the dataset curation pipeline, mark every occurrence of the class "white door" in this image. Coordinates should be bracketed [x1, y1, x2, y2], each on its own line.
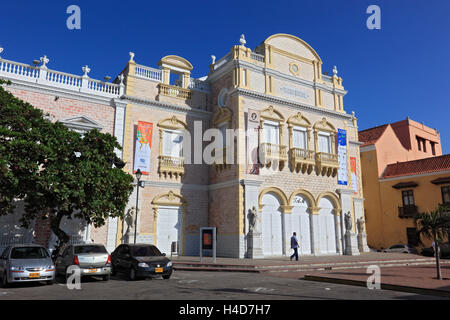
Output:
[156, 206, 181, 255]
[261, 193, 283, 256]
[291, 195, 312, 255]
[318, 197, 337, 254]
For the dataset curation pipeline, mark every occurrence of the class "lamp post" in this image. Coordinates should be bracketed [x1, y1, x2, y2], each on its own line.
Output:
[134, 169, 143, 244]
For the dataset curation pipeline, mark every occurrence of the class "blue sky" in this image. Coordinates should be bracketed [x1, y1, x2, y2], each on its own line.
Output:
[1, 0, 449, 153]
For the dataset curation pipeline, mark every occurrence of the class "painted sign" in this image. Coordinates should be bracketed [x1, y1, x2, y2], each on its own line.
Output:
[134, 121, 153, 175]
[350, 157, 358, 194]
[337, 129, 347, 185]
[247, 109, 260, 175]
[280, 86, 310, 100]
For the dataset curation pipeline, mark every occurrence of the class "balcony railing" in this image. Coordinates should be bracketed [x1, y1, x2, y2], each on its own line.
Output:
[158, 83, 192, 100]
[315, 152, 339, 177]
[260, 143, 288, 169]
[158, 155, 185, 178]
[398, 205, 418, 218]
[289, 148, 315, 173]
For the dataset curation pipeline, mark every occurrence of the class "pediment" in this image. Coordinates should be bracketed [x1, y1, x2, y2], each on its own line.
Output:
[60, 116, 103, 132]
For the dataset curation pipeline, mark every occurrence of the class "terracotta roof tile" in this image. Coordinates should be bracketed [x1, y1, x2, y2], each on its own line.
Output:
[358, 124, 388, 147]
[382, 154, 450, 179]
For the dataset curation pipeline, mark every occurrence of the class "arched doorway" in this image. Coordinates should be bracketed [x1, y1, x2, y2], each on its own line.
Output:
[291, 194, 312, 255]
[318, 197, 337, 254]
[261, 192, 284, 256]
[156, 206, 182, 255]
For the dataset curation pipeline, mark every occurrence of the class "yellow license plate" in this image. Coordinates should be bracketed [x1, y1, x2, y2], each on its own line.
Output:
[155, 268, 163, 273]
[88, 268, 97, 273]
[29, 273, 40, 278]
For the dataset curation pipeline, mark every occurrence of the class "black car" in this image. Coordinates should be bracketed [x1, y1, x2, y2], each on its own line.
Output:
[110, 244, 173, 280]
[421, 243, 450, 258]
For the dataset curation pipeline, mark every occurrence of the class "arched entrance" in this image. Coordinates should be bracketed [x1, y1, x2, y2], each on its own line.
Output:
[156, 206, 182, 255]
[318, 196, 337, 254]
[290, 194, 312, 255]
[261, 192, 284, 256]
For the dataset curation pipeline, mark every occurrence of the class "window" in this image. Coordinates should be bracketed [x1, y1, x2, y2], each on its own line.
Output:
[74, 245, 107, 254]
[402, 190, 415, 206]
[292, 127, 307, 149]
[263, 121, 280, 145]
[442, 186, 450, 204]
[163, 130, 183, 158]
[318, 132, 331, 153]
[416, 136, 427, 152]
[10, 247, 49, 259]
[430, 142, 436, 155]
[131, 245, 162, 257]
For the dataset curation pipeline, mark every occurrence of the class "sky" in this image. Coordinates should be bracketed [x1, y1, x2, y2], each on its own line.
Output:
[1, 0, 449, 153]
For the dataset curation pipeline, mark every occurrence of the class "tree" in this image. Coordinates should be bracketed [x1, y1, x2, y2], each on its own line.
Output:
[0, 80, 134, 247]
[415, 205, 450, 280]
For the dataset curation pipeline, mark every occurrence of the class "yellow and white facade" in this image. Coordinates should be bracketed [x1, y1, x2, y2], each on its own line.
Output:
[110, 33, 367, 258]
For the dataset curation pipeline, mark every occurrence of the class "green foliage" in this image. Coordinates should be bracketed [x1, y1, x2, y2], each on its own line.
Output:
[0, 80, 134, 244]
[415, 205, 450, 246]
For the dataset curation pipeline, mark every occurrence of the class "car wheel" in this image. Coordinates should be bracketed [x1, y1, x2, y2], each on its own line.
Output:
[102, 274, 110, 281]
[129, 268, 137, 281]
[111, 265, 117, 276]
[162, 274, 171, 280]
[1, 273, 9, 288]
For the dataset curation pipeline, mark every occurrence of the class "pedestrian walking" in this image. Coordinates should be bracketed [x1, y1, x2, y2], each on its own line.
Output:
[290, 232, 300, 261]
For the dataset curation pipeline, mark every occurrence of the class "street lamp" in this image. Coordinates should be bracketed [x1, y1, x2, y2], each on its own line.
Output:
[134, 169, 143, 244]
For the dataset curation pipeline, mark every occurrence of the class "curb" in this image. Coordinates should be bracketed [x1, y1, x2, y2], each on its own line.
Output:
[303, 274, 450, 298]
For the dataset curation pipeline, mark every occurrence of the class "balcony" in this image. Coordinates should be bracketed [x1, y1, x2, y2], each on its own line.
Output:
[158, 83, 192, 100]
[398, 205, 418, 218]
[315, 152, 339, 177]
[158, 155, 184, 178]
[289, 148, 315, 174]
[260, 143, 288, 170]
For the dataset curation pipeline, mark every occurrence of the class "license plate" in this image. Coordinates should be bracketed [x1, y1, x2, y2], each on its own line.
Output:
[88, 268, 97, 273]
[29, 273, 40, 278]
[155, 268, 163, 273]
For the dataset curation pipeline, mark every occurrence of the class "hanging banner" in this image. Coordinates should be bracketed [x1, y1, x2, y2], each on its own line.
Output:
[134, 121, 153, 175]
[246, 109, 260, 175]
[350, 157, 358, 194]
[337, 129, 347, 185]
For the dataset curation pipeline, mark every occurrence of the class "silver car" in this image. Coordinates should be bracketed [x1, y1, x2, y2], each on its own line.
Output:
[55, 244, 111, 281]
[0, 244, 55, 287]
[382, 244, 417, 254]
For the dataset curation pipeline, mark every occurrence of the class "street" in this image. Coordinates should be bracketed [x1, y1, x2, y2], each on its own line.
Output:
[0, 270, 446, 300]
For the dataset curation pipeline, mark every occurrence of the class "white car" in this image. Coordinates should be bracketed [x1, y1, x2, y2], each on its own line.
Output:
[382, 244, 417, 254]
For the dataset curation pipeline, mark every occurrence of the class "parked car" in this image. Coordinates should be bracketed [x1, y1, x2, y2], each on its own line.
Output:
[0, 244, 55, 287]
[55, 244, 111, 281]
[421, 243, 450, 258]
[382, 244, 417, 254]
[111, 244, 173, 281]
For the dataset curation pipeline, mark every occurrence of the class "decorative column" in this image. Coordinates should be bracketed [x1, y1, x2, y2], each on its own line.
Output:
[242, 179, 263, 259]
[309, 207, 321, 255]
[37, 55, 49, 84]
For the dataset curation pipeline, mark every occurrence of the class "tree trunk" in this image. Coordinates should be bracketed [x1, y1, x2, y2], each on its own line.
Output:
[435, 244, 442, 280]
[50, 210, 70, 248]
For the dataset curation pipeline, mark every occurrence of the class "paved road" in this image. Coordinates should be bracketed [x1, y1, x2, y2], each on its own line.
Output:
[0, 270, 447, 300]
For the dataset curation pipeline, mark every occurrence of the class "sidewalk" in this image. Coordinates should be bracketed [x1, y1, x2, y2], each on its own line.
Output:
[304, 265, 450, 298]
[171, 252, 450, 273]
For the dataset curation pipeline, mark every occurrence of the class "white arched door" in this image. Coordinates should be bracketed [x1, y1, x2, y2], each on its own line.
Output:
[156, 206, 182, 255]
[318, 197, 337, 254]
[261, 193, 283, 256]
[291, 195, 312, 255]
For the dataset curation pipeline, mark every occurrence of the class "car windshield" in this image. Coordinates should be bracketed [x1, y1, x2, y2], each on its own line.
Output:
[131, 246, 162, 257]
[74, 245, 108, 254]
[10, 247, 49, 259]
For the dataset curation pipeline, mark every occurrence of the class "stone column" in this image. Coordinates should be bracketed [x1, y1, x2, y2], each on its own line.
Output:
[309, 207, 321, 255]
[241, 179, 263, 259]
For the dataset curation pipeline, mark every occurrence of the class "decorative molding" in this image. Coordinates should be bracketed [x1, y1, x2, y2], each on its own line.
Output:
[157, 115, 188, 130]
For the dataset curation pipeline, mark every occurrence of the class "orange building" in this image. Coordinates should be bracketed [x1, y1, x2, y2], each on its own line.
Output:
[359, 118, 449, 249]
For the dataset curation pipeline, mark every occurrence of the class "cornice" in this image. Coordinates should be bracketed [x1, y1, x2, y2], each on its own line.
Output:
[121, 95, 212, 119]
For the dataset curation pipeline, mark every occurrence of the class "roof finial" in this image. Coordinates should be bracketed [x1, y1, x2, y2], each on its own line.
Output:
[211, 55, 216, 64]
[0, 47, 4, 58]
[240, 34, 246, 47]
[82, 65, 91, 77]
[129, 52, 135, 62]
[40, 55, 49, 68]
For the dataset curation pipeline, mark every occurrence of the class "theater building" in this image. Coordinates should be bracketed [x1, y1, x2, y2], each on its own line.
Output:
[0, 33, 368, 258]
